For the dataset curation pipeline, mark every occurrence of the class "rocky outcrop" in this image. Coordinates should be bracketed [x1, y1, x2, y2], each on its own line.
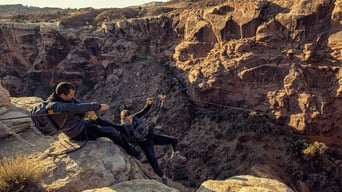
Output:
[0, 82, 10, 115]
[0, 95, 184, 191]
[197, 175, 293, 192]
[0, 15, 175, 96]
[0, 105, 32, 138]
[0, 127, 172, 191]
[1, 1, 339, 135]
[83, 179, 179, 192]
[0, 86, 33, 138]
[39, 135, 147, 192]
[172, 0, 342, 136]
[0, 1, 341, 191]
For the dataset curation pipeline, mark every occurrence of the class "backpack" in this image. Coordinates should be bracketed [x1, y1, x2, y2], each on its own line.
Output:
[30, 101, 86, 156]
[30, 101, 60, 136]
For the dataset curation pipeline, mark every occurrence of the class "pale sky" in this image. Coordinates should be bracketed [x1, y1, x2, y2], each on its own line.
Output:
[0, 0, 169, 9]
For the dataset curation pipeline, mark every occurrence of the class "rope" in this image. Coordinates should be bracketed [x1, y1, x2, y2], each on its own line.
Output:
[46, 139, 88, 158]
[187, 97, 257, 113]
[0, 121, 35, 146]
[0, 116, 88, 157]
[0, 112, 64, 121]
[172, 93, 342, 122]
[46, 127, 89, 158]
[0, 108, 88, 157]
[120, 92, 342, 119]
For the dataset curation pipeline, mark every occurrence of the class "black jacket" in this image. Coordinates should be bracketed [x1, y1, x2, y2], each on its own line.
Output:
[47, 93, 101, 138]
[121, 103, 152, 142]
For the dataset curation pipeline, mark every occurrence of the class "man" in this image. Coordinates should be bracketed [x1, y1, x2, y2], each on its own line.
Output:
[119, 95, 186, 185]
[46, 82, 142, 159]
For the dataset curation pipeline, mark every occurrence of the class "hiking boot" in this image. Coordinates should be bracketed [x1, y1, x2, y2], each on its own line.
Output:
[161, 174, 168, 185]
[171, 150, 187, 162]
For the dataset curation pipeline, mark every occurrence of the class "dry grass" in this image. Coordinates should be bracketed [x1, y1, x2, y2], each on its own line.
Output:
[0, 155, 45, 192]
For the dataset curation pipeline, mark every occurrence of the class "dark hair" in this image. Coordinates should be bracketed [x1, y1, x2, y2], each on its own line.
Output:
[55, 82, 75, 96]
[120, 109, 131, 122]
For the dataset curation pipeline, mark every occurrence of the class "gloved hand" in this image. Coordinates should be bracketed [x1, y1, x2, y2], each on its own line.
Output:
[146, 97, 154, 105]
[88, 111, 98, 121]
[158, 94, 166, 100]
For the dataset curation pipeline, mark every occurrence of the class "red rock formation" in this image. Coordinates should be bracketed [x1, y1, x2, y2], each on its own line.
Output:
[0, 1, 341, 191]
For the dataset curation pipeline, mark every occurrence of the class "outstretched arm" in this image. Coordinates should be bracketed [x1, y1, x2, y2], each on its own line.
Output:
[133, 98, 153, 118]
[88, 111, 127, 133]
[50, 102, 109, 113]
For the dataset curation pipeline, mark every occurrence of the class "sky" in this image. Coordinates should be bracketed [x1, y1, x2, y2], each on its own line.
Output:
[0, 0, 169, 9]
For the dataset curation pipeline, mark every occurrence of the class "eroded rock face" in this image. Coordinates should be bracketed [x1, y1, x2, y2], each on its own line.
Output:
[0, 1, 340, 135]
[0, 1, 341, 191]
[0, 15, 175, 96]
[172, 0, 342, 136]
[0, 84, 32, 138]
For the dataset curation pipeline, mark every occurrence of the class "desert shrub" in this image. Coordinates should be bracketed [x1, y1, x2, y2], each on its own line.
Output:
[0, 155, 45, 192]
[302, 141, 328, 159]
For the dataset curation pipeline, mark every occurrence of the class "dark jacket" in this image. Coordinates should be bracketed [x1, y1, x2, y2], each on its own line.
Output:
[47, 93, 101, 139]
[121, 103, 152, 142]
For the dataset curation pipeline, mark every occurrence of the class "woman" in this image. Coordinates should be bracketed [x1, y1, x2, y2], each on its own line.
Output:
[120, 95, 186, 185]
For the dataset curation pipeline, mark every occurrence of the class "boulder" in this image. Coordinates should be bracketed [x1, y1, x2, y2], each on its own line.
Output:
[0, 96, 42, 138]
[197, 175, 294, 192]
[0, 82, 11, 115]
[39, 135, 148, 192]
[83, 179, 179, 192]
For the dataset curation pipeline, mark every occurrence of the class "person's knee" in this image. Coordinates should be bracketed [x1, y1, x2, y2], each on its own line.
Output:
[102, 126, 120, 136]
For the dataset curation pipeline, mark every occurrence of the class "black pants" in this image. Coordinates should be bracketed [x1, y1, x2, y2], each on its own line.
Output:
[74, 120, 141, 159]
[93, 118, 178, 177]
[138, 131, 178, 177]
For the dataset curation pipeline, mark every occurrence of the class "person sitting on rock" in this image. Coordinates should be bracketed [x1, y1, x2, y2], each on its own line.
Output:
[119, 95, 186, 185]
[47, 81, 143, 160]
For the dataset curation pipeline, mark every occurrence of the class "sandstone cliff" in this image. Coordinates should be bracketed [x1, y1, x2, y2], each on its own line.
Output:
[0, 0, 341, 191]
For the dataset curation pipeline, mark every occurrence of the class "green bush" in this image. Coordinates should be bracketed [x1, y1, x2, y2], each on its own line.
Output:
[302, 141, 328, 159]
